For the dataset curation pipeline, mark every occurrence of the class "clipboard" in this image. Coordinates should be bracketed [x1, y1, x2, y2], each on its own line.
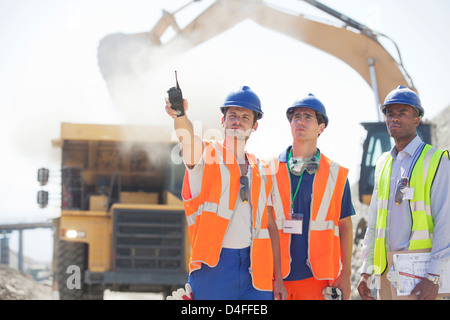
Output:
[386, 249, 450, 300]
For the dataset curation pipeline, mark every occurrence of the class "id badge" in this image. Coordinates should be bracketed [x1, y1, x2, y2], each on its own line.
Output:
[402, 187, 414, 200]
[283, 213, 303, 234]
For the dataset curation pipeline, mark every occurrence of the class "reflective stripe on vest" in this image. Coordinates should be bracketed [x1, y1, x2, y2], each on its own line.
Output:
[270, 153, 348, 281]
[248, 153, 274, 291]
[182, 140, 274, 291]
[267, 158, 292, 278]
[373, 145, 448, 275]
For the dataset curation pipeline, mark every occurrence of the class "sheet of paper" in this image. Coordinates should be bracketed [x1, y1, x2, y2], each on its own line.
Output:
[393, 252, 450, 296]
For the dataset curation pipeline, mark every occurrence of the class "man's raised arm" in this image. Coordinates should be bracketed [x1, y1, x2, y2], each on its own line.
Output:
[165, 98, 203, 167]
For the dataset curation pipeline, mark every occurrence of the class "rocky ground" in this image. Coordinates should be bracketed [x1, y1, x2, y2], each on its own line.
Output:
[0, 263, 165, 300]
[1, 255, 363, 300]
[0, 263, 52, 300]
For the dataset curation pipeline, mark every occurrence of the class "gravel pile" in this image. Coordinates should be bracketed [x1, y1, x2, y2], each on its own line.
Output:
[0, 264, 52, 300]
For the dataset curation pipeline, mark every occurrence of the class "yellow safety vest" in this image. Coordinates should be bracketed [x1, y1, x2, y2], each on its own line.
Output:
[373, 144, 449, 275]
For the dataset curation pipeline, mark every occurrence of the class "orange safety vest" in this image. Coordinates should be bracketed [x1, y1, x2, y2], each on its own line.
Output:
[182, 140, 273, 291]
[270, 153, 348, 281]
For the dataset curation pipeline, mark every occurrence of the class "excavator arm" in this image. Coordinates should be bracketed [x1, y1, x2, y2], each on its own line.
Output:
[97, 0, 429, 205]
[98, 0, 414, 111]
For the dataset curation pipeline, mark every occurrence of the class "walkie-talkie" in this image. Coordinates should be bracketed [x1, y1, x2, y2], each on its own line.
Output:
[167, 71, 185, 117]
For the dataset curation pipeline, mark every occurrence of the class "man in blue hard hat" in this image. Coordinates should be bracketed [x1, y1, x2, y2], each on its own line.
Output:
[358, 85, 450, 300]
[268, 93, 355, 300]
[165, 86, 287, 300]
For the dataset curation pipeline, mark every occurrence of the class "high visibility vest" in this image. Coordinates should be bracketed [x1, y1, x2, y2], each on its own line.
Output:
[270, 153, 348, 281]
[373, 144, 449, 275]
[181, 140, 273, 291]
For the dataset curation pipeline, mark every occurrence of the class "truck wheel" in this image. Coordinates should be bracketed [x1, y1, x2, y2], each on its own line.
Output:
[57, 240, 88, 300]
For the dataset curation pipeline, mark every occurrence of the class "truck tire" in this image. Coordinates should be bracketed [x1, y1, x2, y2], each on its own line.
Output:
[56, 240, 88, 300]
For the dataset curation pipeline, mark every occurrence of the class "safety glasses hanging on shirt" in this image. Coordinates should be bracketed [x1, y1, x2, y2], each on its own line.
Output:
[395, 177, 409, 205]
[289, 155, 320, 176]
[240, 176, 249, 203]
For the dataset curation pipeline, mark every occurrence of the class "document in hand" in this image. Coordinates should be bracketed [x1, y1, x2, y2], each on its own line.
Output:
[387, 249, 450, 299]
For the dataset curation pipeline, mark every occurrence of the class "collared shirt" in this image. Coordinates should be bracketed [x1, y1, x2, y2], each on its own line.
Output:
[361, 135, 450, 275]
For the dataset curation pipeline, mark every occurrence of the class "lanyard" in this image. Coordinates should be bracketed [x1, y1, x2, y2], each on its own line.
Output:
[406, 142, 425, 178]
[291, 175, 303, 212]
[288, 149, 304, 212]
[287, 148, 321, 212]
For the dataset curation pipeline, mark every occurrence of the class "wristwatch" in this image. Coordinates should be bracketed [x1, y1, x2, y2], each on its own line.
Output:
[426, 273, 440, 285]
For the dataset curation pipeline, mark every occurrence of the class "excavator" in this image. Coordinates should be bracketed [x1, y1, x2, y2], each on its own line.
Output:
[42, 0, 431, 299]
[97, 0, 432, 204]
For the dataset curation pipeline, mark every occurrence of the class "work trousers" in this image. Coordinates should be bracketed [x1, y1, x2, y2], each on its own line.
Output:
[284, 277, 328, 300]
[188, 247, 273, 300]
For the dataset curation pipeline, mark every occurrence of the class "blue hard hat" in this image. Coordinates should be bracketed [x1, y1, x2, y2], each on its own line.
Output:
[380, 85, 424, 118]
[221, 86, 263, 119]
[286, 93, 328, 127]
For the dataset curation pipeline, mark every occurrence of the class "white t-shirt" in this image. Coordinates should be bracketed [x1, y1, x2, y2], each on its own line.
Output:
[184, 147, 252, 249]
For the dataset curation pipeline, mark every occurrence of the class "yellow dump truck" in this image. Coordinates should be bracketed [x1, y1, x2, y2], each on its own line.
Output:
[49, 122, 188, 299]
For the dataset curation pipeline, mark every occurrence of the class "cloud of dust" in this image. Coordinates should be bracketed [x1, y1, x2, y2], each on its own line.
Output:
[96, 27, 231, 168]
